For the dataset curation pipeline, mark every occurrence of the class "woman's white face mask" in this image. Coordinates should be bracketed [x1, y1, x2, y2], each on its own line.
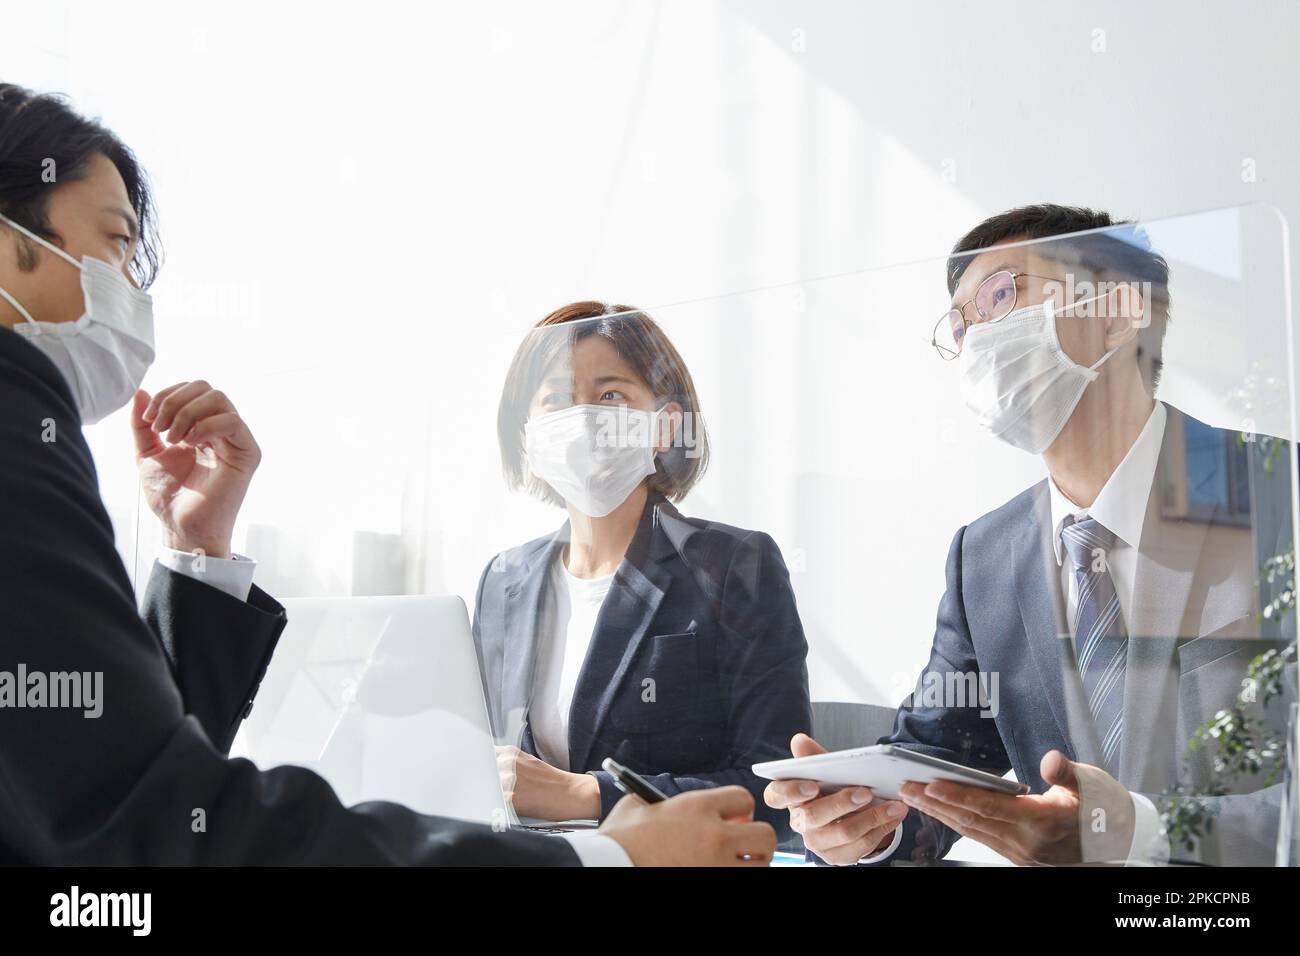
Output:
[0, 213, 155, 425]
[958, 296, 1118, 455]
[524, 404, 659, 517]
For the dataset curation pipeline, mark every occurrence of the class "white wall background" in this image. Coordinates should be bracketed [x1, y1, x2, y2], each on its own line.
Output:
[3, 0, 1297, 713]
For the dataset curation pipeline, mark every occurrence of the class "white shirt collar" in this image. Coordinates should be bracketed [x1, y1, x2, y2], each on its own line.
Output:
[1048, 401, 1167, 565]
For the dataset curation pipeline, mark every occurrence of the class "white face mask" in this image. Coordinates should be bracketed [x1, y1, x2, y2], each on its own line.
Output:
[524, 404, 659, 517]
[958, 298, 1117, 455]
[0, 213, 155, 425]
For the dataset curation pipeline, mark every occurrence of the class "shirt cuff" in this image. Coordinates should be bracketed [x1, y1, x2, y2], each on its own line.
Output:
[158, 547, 257, 603]
[559, 832, 633, 867]
[588, 770, 622, 820]
[853, 822, 904, 865]
[1126, 791, 1171, 865]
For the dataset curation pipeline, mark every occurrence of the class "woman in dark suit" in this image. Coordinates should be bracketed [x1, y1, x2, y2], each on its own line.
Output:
[473, 301, 811, 833]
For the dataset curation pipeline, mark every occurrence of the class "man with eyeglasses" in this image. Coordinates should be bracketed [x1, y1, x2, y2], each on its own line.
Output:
[766, 204, 1294, 866]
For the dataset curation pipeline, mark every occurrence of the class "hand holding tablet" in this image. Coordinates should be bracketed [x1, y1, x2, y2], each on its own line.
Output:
[753, 744, 1029, 802]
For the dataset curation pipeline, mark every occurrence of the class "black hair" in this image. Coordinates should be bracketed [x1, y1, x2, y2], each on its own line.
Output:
[0, 83, 161, 288]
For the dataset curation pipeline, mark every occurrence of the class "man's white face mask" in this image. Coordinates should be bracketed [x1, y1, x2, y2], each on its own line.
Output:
[524, 404, 660, 517]
[0, 213, 155, 425]
[958, 296, 1118, 455]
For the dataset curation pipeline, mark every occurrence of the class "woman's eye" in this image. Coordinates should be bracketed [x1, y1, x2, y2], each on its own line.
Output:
[111, 234, 131, 252]
[600, 390, 626, 402]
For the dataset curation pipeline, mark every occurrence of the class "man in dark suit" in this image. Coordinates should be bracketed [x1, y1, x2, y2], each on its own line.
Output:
[0, 82, 775, 866]
[766, 204, 1296, 866]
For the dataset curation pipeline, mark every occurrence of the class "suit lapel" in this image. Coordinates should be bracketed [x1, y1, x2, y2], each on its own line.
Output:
[500, 527, 568, 744]
[566, 497, 675, 772]
[1120, 429, 1213, 791]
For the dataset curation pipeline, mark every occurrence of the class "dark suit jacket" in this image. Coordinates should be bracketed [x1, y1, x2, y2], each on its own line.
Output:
[473, 493, 812, 833]
[142, 561, 284, 755]
[0, 326, 577, 865]
[860, 405, 1295, 866]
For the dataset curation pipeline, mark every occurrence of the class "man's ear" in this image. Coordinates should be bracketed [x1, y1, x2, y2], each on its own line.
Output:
[1103, 282, 1145, 351]
[0, 227, 30, 294]
[0, 224, 18, 270]
[2, 226, 52, 278]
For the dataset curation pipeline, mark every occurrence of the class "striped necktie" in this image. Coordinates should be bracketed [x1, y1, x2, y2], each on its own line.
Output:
[1059, 514, 1127, 775]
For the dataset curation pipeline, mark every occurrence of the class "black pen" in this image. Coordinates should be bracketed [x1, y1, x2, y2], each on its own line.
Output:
[604, 757, 766, 862]
[601, 757, 669, 803]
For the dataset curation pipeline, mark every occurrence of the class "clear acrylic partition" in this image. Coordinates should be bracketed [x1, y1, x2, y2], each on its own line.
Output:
[130, 205, 1296, 863]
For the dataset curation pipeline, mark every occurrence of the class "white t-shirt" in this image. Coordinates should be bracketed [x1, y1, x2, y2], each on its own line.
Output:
[529, 553, 614, 771]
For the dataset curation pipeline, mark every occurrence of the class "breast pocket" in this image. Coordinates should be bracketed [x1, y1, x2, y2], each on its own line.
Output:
[609, 629, 724, 772]
[613, 630, 703, 718]
[1178, 636, 1258, 677]
[1175, 637, 1269, 786]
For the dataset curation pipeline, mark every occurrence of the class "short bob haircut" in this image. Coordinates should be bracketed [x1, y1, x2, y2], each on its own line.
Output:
[497, 300, 710, 508]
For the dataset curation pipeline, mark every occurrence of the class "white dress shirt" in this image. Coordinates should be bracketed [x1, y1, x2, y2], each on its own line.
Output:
[1045, 400, 1170, 865]
[526, 555, 631, 865]
[529, 555, 614, 771]
[157, 547, 258, 601]
[156, 547, 632, 866]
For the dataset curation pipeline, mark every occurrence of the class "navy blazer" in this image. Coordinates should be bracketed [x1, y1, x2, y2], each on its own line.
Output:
[473, 492, 812, 833]
[861, 405, 1295, 866]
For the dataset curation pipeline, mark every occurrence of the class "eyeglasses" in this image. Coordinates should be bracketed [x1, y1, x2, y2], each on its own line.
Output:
[931, 270, 1061, 360]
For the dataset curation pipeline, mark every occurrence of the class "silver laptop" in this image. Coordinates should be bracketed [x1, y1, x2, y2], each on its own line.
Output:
[230, 594, 571, 830]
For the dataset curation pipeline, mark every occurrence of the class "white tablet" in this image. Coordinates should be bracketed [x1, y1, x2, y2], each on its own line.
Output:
[752, 744, 1029, 801]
